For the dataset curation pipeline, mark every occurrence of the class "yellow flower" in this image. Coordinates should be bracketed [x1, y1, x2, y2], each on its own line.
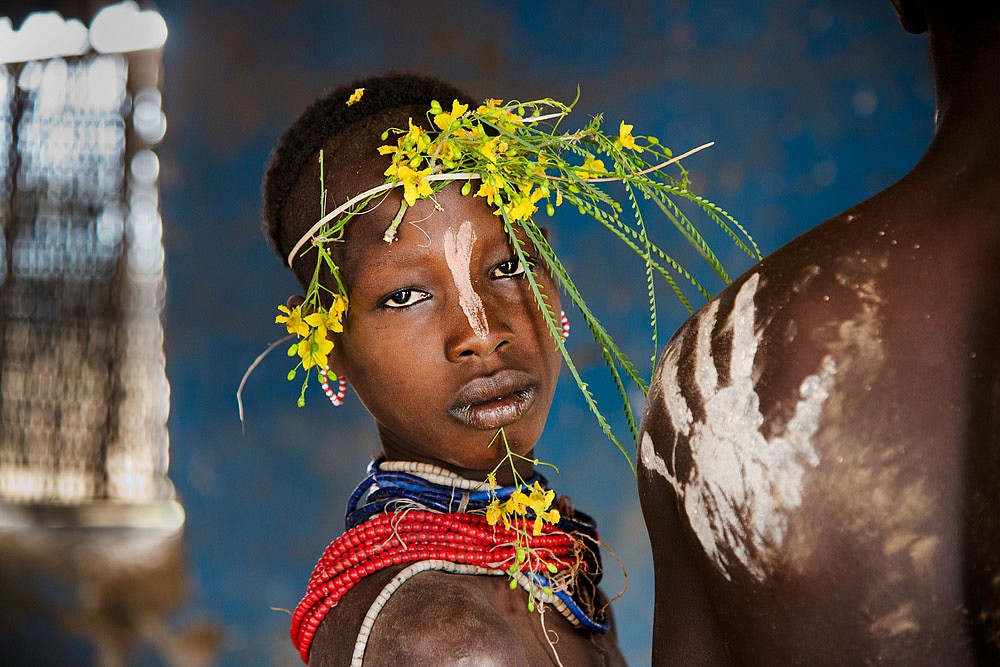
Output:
[486, 472, 497, 490]
[578, 155, 606, 179]
[297, 325, 334, 370]
[486, 498, 503, 526]
[527, 481, 555, 513]
[377, 144, 398, 156]
[505, 491, 529, 517]
[433, 99, 469, 130]
[477, 98, 523, 128]
[430, 139, 457, 162]
[275, 304, 309, 337]
[478, 138, 500, 165]
[500, 109, 524, 127]
[404, 118, 432, 152]
[526, 482, 559, 535]
[477, 98, 504, 113]
[505, 198, 533, 222]
[384, 163, 433, 206]
[303, 299, 347, 334]
[617, 121, 638, 150]
[503, 186, 544, 222]
[346, 87, 364, 106]
[406, 118, 423, 142]
[453, 124, 485, 141]
[533, 508, 561, 535]
[476, 181, 500, 205]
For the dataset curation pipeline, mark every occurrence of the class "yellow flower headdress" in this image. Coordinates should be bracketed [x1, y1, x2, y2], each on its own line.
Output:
[258, 87, 760, 463]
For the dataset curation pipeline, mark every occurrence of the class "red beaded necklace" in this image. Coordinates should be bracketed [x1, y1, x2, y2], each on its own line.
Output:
[291, 509, 586, 662]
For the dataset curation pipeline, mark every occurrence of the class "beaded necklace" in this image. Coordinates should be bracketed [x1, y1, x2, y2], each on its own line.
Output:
[291, 457, 609, 664]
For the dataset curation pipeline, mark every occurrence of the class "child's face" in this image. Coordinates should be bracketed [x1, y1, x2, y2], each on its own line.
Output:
[329, 183, 563, 477]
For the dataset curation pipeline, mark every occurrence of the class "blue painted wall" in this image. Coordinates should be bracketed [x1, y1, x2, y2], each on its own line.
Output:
[156, 1, 932, 664]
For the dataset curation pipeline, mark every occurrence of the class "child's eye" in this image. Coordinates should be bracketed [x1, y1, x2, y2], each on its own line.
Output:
[383, 289, 430, 308]
[491, 258, 526, 279]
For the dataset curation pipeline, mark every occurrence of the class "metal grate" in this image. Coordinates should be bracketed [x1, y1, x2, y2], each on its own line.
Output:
[0, 53, 171, 504]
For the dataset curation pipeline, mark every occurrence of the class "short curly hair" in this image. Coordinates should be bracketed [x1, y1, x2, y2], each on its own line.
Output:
[261, 73, 476, 267]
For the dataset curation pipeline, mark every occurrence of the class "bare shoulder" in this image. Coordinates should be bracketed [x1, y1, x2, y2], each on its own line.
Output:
[365, 571, 530, 666]
[309, 570, 529, 667]
[638, 174, 1000, 663]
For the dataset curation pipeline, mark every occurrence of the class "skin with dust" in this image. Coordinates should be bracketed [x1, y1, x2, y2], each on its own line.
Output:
[443, 220, 489, 338]
[639, 235, 989, 663]
[641, 273, 833, 582]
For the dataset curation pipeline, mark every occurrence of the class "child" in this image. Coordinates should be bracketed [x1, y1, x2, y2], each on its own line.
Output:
[259, 73, 752, 665]
[262, 73, 626, 667]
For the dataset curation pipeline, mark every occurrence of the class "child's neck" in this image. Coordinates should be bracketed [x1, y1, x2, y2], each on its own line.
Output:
[379, 453, 537, 488]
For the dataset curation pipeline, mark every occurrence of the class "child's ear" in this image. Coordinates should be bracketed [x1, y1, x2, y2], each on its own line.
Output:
[286, 294, 305, 310]
[327, 340, 345, 378]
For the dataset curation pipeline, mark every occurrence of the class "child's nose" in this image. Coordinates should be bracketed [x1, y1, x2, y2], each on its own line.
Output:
[444, 302, 513, 361]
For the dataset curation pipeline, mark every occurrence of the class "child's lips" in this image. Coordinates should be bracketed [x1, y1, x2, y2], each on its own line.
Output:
[449, 370, 537, 430]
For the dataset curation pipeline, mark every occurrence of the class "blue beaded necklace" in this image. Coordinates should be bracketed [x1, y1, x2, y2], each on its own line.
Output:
[345, 456, 611, 633]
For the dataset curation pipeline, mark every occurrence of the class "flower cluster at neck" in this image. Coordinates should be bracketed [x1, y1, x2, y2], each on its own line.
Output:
[484, 428, 565, 611]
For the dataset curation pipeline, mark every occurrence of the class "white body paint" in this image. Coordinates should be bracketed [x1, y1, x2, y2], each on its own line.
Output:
[443, 221, 489, 339]
[644, 273, 833, 582]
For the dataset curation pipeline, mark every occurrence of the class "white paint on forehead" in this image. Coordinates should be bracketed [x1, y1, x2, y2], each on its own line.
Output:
[443, 220, 489, 339]
[648, 272, 831, 582]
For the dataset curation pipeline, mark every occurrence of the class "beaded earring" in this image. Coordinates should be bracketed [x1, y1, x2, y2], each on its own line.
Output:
[319, 369, 347, 407]
[560, 310, 570, 341]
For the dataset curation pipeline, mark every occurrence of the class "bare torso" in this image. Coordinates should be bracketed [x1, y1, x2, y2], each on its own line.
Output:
[638, 155, 1000, 665]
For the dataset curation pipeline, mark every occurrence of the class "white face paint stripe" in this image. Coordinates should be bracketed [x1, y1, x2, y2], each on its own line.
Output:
[443, 221, 490, 339]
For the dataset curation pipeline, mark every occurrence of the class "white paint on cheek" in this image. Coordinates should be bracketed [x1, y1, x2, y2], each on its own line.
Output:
[443, 221, 489, 339]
